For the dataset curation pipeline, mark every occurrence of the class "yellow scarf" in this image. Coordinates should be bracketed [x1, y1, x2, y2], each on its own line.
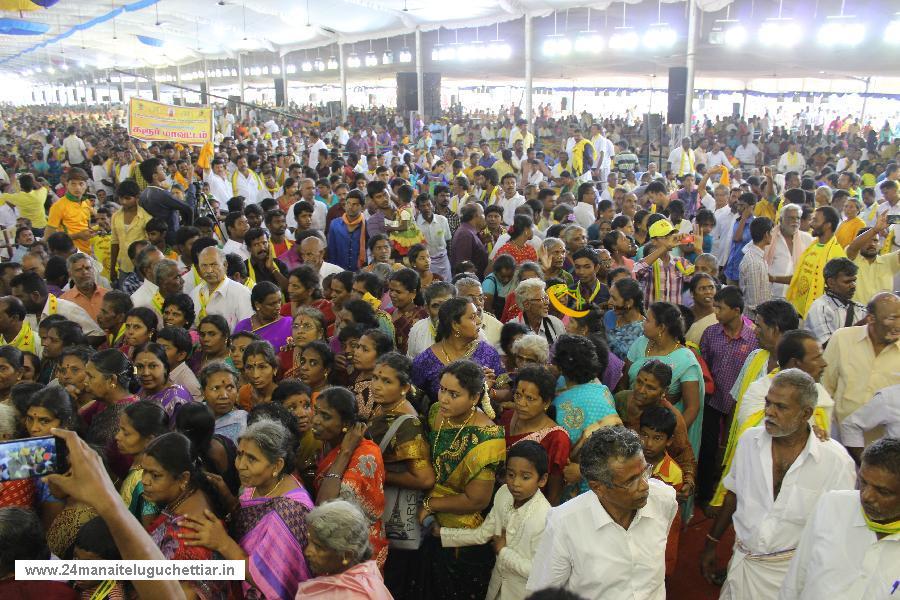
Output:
[861, 509, 900, 535]
[231, 169, 263, 196]
[245, 259, 281, 289]
[679, 149, 695, 176]
[47, 293, 58, 316]
[362, 291, 382, 311]
[198, 281, 225, 319]
[651, 258, 694, 301]
[174, 172, 189, 190]
[89, 579, 117, 600]
[571, 139, 592, 177]
[151, 291, 164, 314]
[6, 320, 36, 353]
[108, 323, 126, 348]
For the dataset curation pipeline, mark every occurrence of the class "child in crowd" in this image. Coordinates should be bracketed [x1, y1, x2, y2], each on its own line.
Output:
[436, 440, 551, 600]
[72, 517, 129, 600]
[639, 405, 683, 576]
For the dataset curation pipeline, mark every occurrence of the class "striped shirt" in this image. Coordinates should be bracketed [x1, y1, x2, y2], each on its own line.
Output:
[633, 256, 694, 306]
[738, 243, 772, 317]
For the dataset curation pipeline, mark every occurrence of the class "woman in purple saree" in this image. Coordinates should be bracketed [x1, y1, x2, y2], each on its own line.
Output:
[233, 282, 293, 354]
[411, 298, 504, 408]
[180, 419, 314, 600]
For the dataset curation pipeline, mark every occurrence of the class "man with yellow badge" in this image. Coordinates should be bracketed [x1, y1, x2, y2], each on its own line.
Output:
[783, 206, 846, 317]
[0, 295, 41, 356]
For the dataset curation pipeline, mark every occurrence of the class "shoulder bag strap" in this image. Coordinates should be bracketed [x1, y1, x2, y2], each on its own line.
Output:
[378, 413, 417, 454]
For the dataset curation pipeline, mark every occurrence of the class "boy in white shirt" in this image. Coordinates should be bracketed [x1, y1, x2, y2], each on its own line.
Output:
[435, 440, 551, 600]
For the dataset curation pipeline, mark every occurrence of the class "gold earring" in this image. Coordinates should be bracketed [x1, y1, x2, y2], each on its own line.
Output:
[342, 559, 349, 565]
[342, 427, 348, 433]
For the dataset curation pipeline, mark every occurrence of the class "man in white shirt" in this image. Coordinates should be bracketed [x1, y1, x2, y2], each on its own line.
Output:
[779, 438, 900, 600]
[130, 246, 165, 325]
[840, 384, 900, 463]
[573, 181, 597, 229]
[777, 141, 806, 174]
[406, 281, 457, 358]
[299, 235, 343, 284]
[734, 134, 761, 170]
[527, 426, 676, 600]
[189, 246, 253, 330]
[667, 137, 697, 177]
[230, 156, 263, 205]
[765, 202, 813, 298]
[62, 126, 88, 168]
[456, 277, 502, 348]
[590, 124, 615, 188]
[222, 212, 250, 261]
[306, 130, 327, 170]
[203, 159, 232, 206]
[289, 178, 327, 233]
[495, 173, 525, 226]
[415, 195, 452, 281]
[701, 369, 855, 598]
[712, 187, 739, 268]
[11, 271, 103, 339]
[706, 141, 730, 171]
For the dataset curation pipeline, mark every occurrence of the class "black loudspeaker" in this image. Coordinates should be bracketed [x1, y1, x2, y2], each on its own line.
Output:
[274, 77, 285, 107]
[396, 72, 441, 120]
[561, 97, 568, 111]
[667, 67, 688, 125]
[151, 84, 159, 101]
[732, 102, 741, 118]
[200, 81, 209, 106]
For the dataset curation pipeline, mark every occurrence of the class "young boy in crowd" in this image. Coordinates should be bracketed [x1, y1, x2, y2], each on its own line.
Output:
[639, 405, 684, 576]
[45, 167, 93, 253]
[91, 206, 113, 280]
[156, 326, 201, 402]
[73, 517, 129, 599]
[436, 440, 551, 600]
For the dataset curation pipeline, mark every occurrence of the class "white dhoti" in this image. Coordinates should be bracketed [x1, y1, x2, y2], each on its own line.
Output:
[720, 541, 795, 600]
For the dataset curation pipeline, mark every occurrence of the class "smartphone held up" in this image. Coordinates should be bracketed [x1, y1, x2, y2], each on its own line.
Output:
[0, 435, 68, 481]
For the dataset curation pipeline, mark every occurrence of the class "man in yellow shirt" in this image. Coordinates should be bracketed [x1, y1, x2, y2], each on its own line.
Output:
[784, 206, 846, 317]
[508, 119, 535, 150]
[846, 213, 900, 304]
[45, 167, 94, 253]
[109, 180, 152, 284]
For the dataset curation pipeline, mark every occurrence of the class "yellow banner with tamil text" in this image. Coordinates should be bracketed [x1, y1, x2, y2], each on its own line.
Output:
[128, 98, 212, 145]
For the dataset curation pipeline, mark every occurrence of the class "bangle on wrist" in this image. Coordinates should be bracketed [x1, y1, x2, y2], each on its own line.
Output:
[423, 496, 434, 514]
[323, 472, 342, 480]
[706, 533, 720, 544]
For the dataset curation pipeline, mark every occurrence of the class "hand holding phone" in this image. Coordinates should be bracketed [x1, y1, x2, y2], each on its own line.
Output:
[0, 435, 67, 481]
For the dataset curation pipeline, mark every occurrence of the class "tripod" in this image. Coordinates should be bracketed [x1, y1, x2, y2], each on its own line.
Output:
[194, 183, 229, 244]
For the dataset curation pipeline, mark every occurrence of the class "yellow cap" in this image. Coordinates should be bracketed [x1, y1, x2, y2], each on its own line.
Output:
[648, 219, 675, 239]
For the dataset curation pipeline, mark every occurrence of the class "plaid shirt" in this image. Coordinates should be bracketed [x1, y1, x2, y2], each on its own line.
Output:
[700, 321, 760, 414]
[803, 292, 866, 346]
[633, 255, 694, 306]
[739, 243, 772, 317]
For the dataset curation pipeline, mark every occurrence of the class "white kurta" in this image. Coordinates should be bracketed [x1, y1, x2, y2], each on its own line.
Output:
[721, 427, 856, 600]
[189, 278, 253, 330]
[441, 486, 550, 600]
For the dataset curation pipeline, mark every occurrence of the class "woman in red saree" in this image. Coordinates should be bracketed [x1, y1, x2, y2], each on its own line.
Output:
[312, 386, 387, 567]
[499, 365, 570, 506]
[141, 432, 229, 600]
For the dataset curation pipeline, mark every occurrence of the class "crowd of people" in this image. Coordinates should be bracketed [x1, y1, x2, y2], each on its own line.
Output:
[0, 99, 898, 600]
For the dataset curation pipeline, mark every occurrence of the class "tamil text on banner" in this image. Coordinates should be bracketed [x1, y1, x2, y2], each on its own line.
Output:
[128, 98, 213, 145]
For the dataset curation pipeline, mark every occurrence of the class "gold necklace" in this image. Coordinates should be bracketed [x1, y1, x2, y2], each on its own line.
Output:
[255, 474, 284, 499]
[432, 408, 475, 459]
[441, 339, 478, 363]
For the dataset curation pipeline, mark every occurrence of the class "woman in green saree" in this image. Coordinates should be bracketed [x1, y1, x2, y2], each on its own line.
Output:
[417, 359, 506, 600]
[114, 400, 168, 525]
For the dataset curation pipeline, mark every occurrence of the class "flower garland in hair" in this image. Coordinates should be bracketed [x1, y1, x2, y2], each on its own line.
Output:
[481, 382, 496, 420]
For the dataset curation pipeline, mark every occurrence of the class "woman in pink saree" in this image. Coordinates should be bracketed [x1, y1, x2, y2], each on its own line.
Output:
[181, 418, 314, 600]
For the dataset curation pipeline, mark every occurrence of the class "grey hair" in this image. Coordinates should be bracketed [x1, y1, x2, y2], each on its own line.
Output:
[513, 261, 544, 287]
[771, 368, 818, 411]
[0, 404, 16, 440]
[198, 245, 226, 265]
[65, 252, 93, 273]
[154, 258, 180, 282]
[516, 277, 546, 310]
[511, 334, 550, 364]
[816, 186, 833, 203]
[581, 425, 644, 487]
[542, 237, 565, 252]
[454, 276, 482, 292]
[424, 281, 457, 304]
[780, 203, 802, 218]
[306, 500, 373, 565]
[135, 246, 164, 277]
[561, 224, 586, 243]
[198, 360, 239, 390]
[238, 418, 295, 476]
